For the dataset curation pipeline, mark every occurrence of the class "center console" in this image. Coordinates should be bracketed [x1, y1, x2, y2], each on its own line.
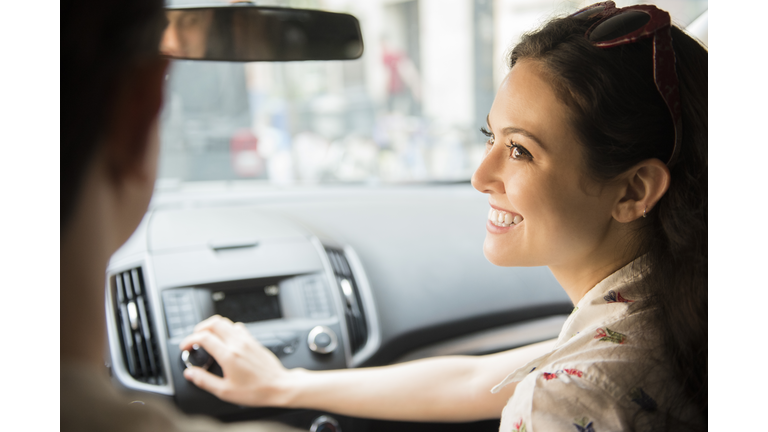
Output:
[104, 206, 379, 421]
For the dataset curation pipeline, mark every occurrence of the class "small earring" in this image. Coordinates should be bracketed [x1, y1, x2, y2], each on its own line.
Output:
[642, 207, 647, 218]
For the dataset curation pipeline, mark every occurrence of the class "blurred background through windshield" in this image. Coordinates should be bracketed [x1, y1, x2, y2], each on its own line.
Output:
[158, 0, 707, 186]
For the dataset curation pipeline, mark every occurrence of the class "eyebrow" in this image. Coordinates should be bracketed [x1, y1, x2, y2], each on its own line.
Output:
[486, 115, 548, 152]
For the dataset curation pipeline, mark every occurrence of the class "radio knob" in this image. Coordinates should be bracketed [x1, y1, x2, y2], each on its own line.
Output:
[181, 344, 215, 370]
[310, 415, 340, 432]
[307, 326, 338, 354]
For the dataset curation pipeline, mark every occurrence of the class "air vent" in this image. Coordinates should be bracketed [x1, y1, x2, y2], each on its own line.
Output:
[111, 268, 165, 385]
[325, 247, 368, 355]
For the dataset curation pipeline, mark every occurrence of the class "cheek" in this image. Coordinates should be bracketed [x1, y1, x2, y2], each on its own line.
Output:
[506, 169, 560, 221]
[513, 172, 604, 249]
[529, 180, 610, 251]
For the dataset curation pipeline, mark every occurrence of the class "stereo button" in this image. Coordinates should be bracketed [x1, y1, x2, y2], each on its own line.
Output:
[315, 333, 332, 348]
[307, 326, 338, 354]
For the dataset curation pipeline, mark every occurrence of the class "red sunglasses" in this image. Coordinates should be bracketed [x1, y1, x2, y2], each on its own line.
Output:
[570, 1, 682, 166]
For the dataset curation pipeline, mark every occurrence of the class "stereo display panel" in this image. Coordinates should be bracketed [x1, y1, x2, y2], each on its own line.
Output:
[212, 285, 281, 323]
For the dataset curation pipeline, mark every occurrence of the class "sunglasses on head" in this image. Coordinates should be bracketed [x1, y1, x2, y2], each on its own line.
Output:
[570, 1, 682, 166]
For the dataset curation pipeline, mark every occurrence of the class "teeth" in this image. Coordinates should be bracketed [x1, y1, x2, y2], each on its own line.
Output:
[487, 208, 523, 227]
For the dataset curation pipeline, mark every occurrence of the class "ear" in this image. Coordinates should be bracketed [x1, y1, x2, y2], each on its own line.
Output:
[103, 57, 169, 185]
[612, 158, 671, 223]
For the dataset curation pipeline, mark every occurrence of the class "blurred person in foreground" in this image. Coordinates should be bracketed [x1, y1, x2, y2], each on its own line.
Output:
[60, 1, 302, 431]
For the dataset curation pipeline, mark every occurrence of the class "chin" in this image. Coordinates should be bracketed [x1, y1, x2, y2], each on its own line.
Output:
[482, 236, 542, 268]
[482, 239, 516, 267]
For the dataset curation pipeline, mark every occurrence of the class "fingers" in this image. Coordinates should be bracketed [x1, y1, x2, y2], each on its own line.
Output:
[194, 315, 235, 336]
[180, 316, 258, 361]
[182, 366, 226, 397]
[194, 314, 230, 331]
[179, 329, 229, 362]
[193, 315, 254, 343]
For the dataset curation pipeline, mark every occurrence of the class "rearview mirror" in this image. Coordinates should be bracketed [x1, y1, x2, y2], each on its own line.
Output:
[161, 6, 364, 62]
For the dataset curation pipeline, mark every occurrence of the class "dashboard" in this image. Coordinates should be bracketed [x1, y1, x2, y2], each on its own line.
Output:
[104, 182, 571, 430]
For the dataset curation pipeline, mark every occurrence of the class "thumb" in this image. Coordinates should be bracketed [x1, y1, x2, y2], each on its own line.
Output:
[183, 366, 226, 397]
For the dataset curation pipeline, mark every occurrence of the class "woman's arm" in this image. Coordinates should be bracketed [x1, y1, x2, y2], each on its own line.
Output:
[180, 315, 555, 422]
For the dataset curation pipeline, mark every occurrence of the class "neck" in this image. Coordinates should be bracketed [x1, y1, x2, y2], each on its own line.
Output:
[548, 224, 639, 305]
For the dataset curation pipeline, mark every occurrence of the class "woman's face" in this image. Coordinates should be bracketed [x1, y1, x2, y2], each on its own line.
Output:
[472, 60, 618, 269]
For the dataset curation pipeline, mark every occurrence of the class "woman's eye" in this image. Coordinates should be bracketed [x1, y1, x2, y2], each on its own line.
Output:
[507, 143, 532, 160]
[480, 127, 494, 146]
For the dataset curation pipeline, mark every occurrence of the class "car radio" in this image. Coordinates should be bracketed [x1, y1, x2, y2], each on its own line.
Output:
[106, 262, 362, 417]
[162, 272, 337, 358]
[157, 271, 348, 416]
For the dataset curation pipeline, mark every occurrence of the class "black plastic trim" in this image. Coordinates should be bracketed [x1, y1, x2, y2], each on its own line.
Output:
[360, 302, 572, 367]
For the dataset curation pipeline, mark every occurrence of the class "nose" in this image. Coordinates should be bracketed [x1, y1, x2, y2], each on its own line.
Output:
[160, 23, 182, 57]
[471, 145, 505, 195]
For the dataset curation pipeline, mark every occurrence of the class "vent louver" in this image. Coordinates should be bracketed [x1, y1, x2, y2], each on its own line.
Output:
[111, 268, 165, 385]
[325, 247, 368, 355]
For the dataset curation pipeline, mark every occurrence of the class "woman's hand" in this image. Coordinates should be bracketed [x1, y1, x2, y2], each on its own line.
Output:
[179, 315, 298, 407]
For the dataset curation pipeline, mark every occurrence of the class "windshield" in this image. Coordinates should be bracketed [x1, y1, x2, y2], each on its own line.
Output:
[158, 0, 707, 186]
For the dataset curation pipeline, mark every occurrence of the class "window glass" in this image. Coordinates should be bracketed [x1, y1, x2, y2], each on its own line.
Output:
[158, 0, 707, 186]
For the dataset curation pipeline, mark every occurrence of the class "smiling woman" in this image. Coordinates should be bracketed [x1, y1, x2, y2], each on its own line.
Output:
[472, 1, 708, 428]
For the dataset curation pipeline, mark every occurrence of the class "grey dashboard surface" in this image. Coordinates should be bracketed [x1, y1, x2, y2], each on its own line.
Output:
[116, 182, 571, 362]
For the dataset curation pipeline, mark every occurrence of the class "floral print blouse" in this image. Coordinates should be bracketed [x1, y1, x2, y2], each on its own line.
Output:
[493, 258, 699, 431]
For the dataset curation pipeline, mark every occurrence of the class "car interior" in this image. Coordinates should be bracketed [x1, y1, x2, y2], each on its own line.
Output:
[104, 1, 708, 431]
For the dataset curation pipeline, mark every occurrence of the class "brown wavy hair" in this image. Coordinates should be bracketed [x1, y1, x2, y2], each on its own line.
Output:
[508, 13, 707, 429]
